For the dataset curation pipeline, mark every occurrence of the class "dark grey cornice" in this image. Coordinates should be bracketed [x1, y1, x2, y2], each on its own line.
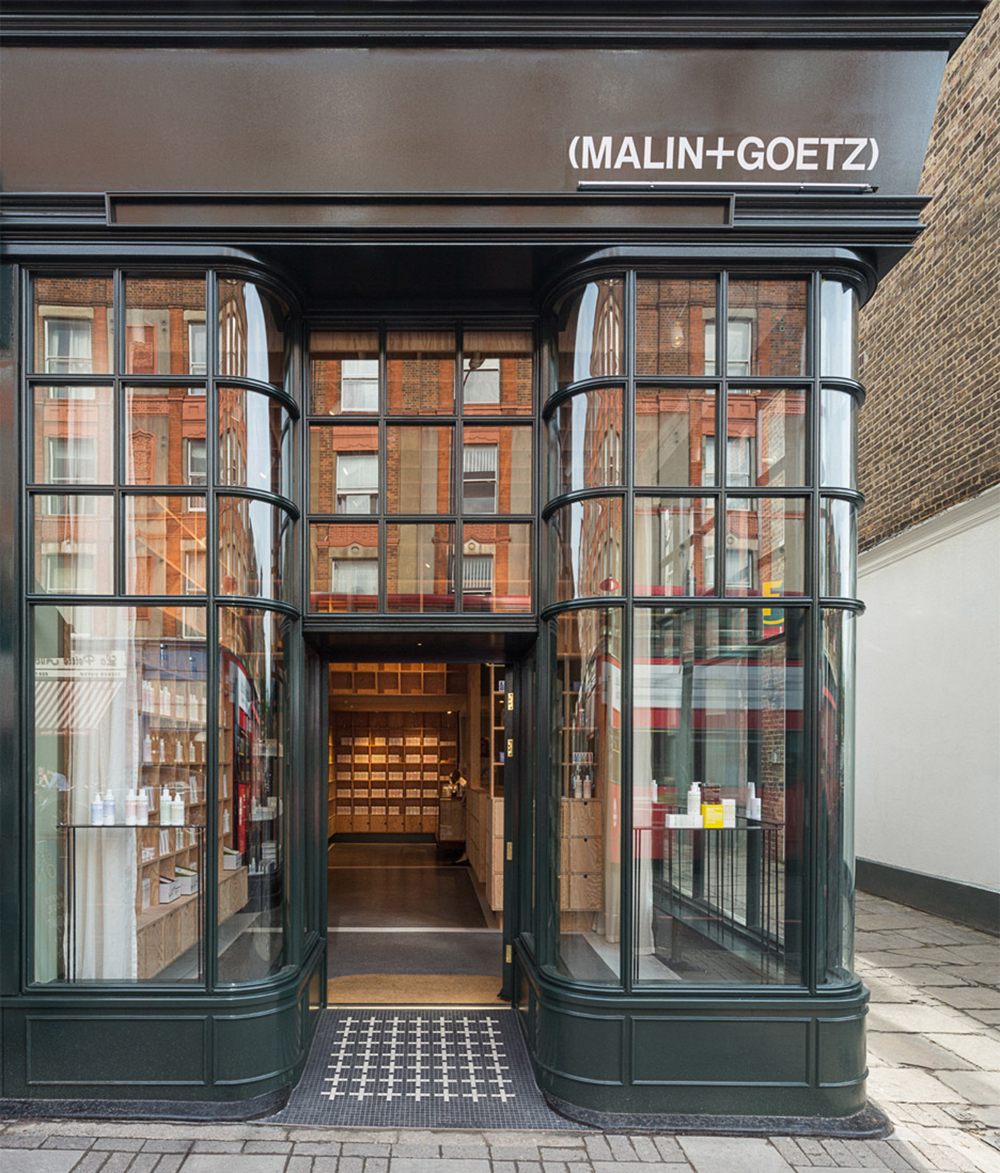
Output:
[0, 1, 988, 50]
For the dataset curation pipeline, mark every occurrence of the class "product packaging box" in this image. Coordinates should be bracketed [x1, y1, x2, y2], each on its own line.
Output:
[722, 799, 737, 828]
[665, 813, 703, 829]
[702, 803, 725, 829]
[175, 866, 199, 895]
[158, 875, 181, 904]
[222, 847, 241, 871]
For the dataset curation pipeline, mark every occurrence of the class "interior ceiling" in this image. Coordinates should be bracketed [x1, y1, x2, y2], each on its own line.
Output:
[304, 627, 536, 662]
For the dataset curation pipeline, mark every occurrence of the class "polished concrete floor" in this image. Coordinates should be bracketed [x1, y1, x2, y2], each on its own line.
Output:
[327, 841, 500, 985]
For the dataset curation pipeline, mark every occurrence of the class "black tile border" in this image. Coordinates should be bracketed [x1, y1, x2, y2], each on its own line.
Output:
[0, 1087, 289, 1123]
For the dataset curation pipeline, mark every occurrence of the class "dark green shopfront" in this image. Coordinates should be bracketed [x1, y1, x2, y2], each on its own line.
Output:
[0, 0, 985, 1130]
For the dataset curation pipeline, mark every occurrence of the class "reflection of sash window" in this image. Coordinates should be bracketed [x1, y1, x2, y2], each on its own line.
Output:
[45, 317, 93, 374]
[462, 443, 498, 513]
[340, 359, 378, 411]
[331, 557, 378, 596]
[335, 454, 378, 514]
[462, 553, 494, 594]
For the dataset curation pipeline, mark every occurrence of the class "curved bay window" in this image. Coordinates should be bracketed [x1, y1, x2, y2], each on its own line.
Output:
[543, 268, 862, 993]
[28, 268, 299, 987]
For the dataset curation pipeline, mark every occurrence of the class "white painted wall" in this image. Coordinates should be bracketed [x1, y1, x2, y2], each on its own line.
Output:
[855, 486, 1000, 893]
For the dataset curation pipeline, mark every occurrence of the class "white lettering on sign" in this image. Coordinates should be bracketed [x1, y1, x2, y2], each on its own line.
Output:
[568, 134, 880, 174]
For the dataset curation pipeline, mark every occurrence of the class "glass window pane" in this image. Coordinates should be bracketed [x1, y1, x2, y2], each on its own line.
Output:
[725, 498, 807, 597]
[822, 498, 857, 598]
[636, 278, 718, 376]
[821, 609, 856, 982]
[386, 523, 455, 612]
[309, 523, 379, 613]
[462, 329, 533, 416]
[125, 386, 208, 486]
[217, 607, 290, 983]
[635, 498, 715, 597]
[461, 523, 531, 613]
[124, 276, 207, 376]
[820, 388, 857, 490]
[310, 425, 379, 515]
[548, 388, 623, 499]
[554, 278, 624, 389]
[632, 607, 804, 985]
[33, 604, 208, 983]
[635, 388, 716, 487]
[33, 386, 114, 485]
[726, 388, 807, 487]
[126, 496, 207, 595]
[549, 498, 623, 603]
[219, 388, 292, 500]
[820, 280, 858, 380]
[33, 496, 114, 594]
[554, 607, 622, 983]
[386, 425, 453, 513]
[217, 497, 293, 603]
[217, 277, 290, 390]
[727, 280, 808, 377]
[310, 330, 380, 415]
[33, 276, 113, 374]
[463, 426, 532, 514]
[386, 330, 455, 413]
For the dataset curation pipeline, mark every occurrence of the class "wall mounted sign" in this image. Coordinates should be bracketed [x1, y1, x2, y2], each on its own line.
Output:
[1, 47, 947, 208]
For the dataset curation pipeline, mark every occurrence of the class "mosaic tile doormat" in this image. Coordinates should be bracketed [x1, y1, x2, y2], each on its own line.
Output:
[270, 1009, 584, 1130]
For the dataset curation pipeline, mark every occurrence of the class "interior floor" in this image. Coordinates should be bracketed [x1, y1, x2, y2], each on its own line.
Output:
[327, 841, 502, 1005]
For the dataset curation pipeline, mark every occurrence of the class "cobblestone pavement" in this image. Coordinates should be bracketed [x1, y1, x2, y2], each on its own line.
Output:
[2, 894, 997, 1172]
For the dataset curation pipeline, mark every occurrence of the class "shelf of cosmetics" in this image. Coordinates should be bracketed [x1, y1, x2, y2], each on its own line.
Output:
[647, 782, 770, 830]
[87, 784, 202, 827]
[140, 678, 207, 723]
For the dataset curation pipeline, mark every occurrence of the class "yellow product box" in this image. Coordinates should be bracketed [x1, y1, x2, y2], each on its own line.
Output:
[701, 803, 725, 829]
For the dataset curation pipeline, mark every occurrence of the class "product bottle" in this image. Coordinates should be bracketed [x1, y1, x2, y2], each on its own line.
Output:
[189, 740, 197, 763]
[175, 739, 184, 763]
[160, 786, 172, 825]
[102, 790, 116, 825]
[90, 792, 104, 826]
[158, 737, 166, 762]
[687, 782, 702, 817]
[746, 782, 756, 819]
[188, 691, 197, 722]
[142, 733, 152, 764]
[125, 790, 137, 826]
[173, 790, 185, 826]
[136, 788, 150, 826]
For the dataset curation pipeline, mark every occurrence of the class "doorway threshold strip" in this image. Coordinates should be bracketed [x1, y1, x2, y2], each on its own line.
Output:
[270, 1009, 584, 1129]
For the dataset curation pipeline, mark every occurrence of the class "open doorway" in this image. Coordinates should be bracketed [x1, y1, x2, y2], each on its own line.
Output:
[326, 660, 510, 1005]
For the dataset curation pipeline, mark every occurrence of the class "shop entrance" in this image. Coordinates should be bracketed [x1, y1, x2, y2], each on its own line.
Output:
[325, 659, 512, 1006]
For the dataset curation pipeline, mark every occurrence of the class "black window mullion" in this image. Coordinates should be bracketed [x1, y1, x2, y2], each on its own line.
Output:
[715, 272, 729, 599]
[204, 268, 220, 997]
[621, 270, 636, 994]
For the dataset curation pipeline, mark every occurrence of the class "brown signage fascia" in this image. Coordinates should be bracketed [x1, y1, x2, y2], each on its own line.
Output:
[0, 1, 988, 51]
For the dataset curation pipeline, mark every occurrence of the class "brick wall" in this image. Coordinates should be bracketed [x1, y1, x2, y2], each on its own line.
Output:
[857, 0, 1000, 551]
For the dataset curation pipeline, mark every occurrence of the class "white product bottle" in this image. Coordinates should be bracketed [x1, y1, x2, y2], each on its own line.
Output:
[136, 789, 150, 826]
[746, 782, 757, 819]
[90, 792, 104, 826]
[160, 684, 170, 714]
[160, 786, 172, 825]
[142, 733, 153, 764]
[173, 790, 185, 826]
[125, 790, 138, 826]
[175, 739, 184, 763]
[188, 691, 197, 722]
[189, 740, 196, 763]
[158, 737, 166, 762]
[102, 790, 116, 826]
[687, 782, 702, 817]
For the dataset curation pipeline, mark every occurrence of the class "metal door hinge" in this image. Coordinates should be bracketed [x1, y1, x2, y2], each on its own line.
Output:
[506, 841, 513, 861]
[505, 945, 512, 964]
[507, 692, 514, 710]
[506, 738, 514, 757]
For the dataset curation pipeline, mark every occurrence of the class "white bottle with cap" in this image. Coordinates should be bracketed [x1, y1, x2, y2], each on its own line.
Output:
[102, 790, 116, 826]
[173, 789, 185, 826]
[125, 790, 138, 826]
[137, 788, 150, 826]
[90, 791, 104, 826]
[686, 782, 702, 817]
[160, 786, 172, 825]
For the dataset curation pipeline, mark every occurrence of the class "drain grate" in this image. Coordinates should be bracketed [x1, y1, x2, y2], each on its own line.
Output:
[270, 1008, 584, 1130]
